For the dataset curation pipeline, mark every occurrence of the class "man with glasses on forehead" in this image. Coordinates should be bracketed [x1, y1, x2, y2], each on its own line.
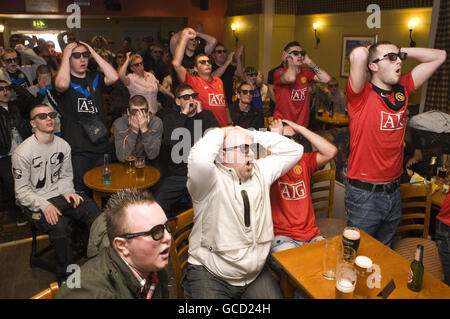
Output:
[183, 125, 303, 298]
[173, 28, 230, 127]
[56, 188, 171, 299]
[243, 66, 267, 112]
[274, 41, 331, 128]
[0, 44, 46, 89]
[113, 95, 162, 165]
[12, 104, 100, 285]
[229, 82, 265, 130]
[211, 43, 244, 105]
[55, 41, 118, 195]
[155, 83, 218, 216]
[345, 41, 446, 246]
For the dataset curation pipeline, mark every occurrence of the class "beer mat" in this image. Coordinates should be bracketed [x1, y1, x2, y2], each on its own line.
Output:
[377, 280, 395, 298]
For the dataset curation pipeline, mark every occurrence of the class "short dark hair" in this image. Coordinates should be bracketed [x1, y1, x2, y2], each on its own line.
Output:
[367, 41, 396, 73]
[194, 53, 209, 65]
[237, 81, 254, 92]
[105, 188, 156, 243]
[36, 65, 51, 77]
[174, 83, 194, 98]
[244, 66, 257, 75]
[29, 104, 51, 119]
[129, 95, 149, 108]
[214, 43, 225, 51]
[283, 41, 301, 52]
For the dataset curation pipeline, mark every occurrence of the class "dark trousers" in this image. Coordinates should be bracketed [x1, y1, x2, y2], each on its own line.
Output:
[23, 194, 100, 282]
[0, 156, 15, 201]
[154, 175, 191, 217]
[71, 152, 105, 196]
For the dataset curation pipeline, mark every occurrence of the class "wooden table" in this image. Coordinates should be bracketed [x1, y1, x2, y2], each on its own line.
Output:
[272, 231, 450, 299]
[83, 162, 160, 209]
[316, 112, 349, 128]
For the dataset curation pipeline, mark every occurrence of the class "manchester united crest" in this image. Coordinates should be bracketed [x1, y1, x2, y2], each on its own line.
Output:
[300, 77, 307, 84]
[395, 92, 405, 102]
[293, 165, 303, 175]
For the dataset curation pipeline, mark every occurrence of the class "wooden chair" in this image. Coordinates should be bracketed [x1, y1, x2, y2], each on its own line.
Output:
[392, 182, 444, 280]
[30, 282, 59, 299]
[169, 208, 194, 299]
[311, 161, 347, 238]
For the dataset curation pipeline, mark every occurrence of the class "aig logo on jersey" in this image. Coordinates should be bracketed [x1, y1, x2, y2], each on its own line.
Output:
[77, 98, 98, 113]
[208, 93, 226, 106]
[291, 88, 307, 101]
[380, 110, 406, 131]
[279, 181, 307, 200]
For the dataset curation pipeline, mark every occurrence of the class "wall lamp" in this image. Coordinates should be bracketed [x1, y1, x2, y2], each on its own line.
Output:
[0, 25, 4, 33]
[313, 22, 320, 48]
[231, 23, 238, 45]
[408, 20, 416, 47]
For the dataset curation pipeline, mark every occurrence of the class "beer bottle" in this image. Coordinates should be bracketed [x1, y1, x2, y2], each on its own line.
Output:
[426, 156, 437, 182]
[102, 153, 111, 184]
[407, 245, 424, 292]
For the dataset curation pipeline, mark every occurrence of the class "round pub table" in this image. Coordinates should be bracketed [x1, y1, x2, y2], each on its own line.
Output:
[316, 112, 349, 128]
[83, 162, 160, 209]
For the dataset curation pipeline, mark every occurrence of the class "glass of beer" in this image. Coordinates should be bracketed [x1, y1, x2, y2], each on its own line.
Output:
[335, 263, 356, 299]
[342, 226, 360, 252]
[135, 156, 146, 182]
[125, 155, 136, 174]
[354, 256, 373, 299]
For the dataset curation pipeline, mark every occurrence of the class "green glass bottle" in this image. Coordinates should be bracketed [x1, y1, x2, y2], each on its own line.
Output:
[407, 244, 424, 292]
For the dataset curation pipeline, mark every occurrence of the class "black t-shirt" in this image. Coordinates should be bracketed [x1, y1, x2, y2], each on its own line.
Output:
[58, 71, 110, 154]
[212, 62, 236, 105]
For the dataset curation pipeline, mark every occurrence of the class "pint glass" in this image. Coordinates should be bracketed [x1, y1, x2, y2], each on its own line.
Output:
[342, 227, 360, 252]
[135, 156, 145, 181]
[335, 263, 356, 299]
[354, 256, 373, 298]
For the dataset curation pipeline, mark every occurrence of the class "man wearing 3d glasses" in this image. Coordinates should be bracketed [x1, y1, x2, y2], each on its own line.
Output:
[273, 41, 331, 128]
[183, 125, 303, 298]
[12, 104, 100, 285]
[56, 188, 172, 299]
[345, 42, 446, 246]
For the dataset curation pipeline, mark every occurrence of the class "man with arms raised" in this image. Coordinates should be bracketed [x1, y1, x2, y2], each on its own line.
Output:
[345, 42, 446, 245]
[173, 28, 230, 127]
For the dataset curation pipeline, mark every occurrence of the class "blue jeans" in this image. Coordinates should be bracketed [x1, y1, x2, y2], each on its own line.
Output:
[182, 264, 283, 299]
[435, 219, 450, 286]
[268, 235, 325, 274]
[344, 178, 401, 246]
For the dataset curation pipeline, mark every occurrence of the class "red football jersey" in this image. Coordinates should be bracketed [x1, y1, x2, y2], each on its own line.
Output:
[183, 70, 228, 127]
[437, 193, 450, 227]
[273, 67, 316, 127]
[346, 73, 415, 182]
[270, 152, 321, 242]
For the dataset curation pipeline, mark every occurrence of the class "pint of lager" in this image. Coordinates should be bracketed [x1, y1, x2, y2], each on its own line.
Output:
[335, 263, 356, 299]
[125, 155, 136, 174]
[135, 156, 146, 182]
[342, 227, 360, 252]
[354, 256, 373, 298]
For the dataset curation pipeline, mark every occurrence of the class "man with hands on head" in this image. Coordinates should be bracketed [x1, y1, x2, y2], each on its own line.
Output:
[267, 119, 337, 273]
[344, 42, 446, 246]
[55, 40, 118, 194]
[113, 95, 162, 165]
[183, 122, 303, 299]
[173, 28, 230, 127]
[274, 41, 331, 127]
[12, 104, 100, 285]
[155, 84, 218, 216]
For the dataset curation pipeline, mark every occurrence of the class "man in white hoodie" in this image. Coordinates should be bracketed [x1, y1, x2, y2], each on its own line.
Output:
[184, 125, 303, 298]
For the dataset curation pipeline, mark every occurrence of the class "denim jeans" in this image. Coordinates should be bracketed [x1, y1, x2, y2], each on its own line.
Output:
[267, 235, 325, 274]
[182, 264, 283, 299]
[155, 175, 191, 217]
[344, 178, 401, 246]
[435, 219, 450, 286]
[71, 152, 106, 196]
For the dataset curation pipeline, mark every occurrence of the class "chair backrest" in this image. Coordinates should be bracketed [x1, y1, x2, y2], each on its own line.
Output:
[30, 282, 59, 299]
[311, 160, 336, 218]
[397, 182, 432, 239]
[169, 208, 194, 299]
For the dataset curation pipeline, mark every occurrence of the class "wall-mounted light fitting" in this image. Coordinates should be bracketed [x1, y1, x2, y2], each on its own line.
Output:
[0, 25, 4, 33]
[313, 22, 320, 48]
[231, 23, 238, 45]
[408, 20, 416, 47]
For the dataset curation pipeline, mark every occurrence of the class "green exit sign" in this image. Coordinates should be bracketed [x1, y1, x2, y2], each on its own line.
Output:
[32, 20, 48, 28]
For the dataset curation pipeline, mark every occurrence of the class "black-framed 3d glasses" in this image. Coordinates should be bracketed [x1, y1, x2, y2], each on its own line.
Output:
[71, 51, 91, 59]
[32, 111, 58, 120]
[240, 89, 255, 95]
[223, 143, 258, 154]
[118, 218, 178, 241]
[0, 85, 12, 91]
[372, 52, 407, 63]
[177, 93, 199, 100]
[3, 57, 19, 64]
[289, 50, 306, 57]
